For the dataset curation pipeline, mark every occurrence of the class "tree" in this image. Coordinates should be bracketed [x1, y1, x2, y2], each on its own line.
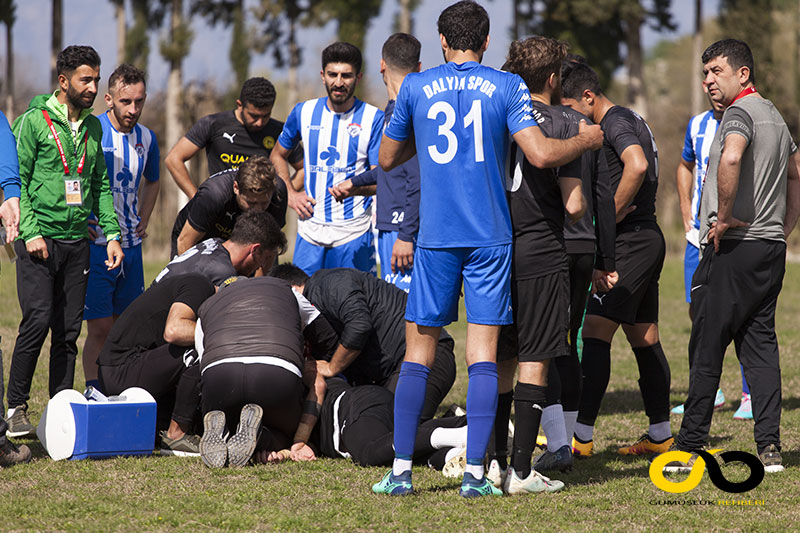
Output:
[308, 0, 383, 53]
[691, 0, 703, 115]
[111, 0, 126, 64]
[394, 0, 421, 34]
[192, 0, 250, 96]
[126, 0, 164, 70]
[51, 0, 62, 88]
[0, 0, 15, 119]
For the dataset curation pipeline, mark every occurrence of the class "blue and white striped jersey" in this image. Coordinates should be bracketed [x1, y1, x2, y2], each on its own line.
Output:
[681, 109, 719, 232]
[95, 111, 160, 248]
[278, 97, 383, 226]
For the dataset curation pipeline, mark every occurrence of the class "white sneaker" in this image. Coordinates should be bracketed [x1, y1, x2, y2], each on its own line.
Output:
[486, 459, 507, 488]
[442, 448, 466, 478]
[503, 467, 565, 494]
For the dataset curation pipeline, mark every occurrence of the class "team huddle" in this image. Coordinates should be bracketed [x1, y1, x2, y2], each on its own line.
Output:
[0, 0, 796, 498]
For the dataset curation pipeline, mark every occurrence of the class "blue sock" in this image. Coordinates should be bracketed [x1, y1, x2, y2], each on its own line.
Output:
[741, 364, 750, 395]
[393, 362, 430, 461]
[465, 361, 498, 467]
[85, 379, 102, 392]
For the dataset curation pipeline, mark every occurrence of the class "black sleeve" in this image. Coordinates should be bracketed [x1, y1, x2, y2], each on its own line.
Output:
[604, 111, 641, 157]
[304, 314, 338, 362]
[720, 106, 754, 147]
[592, 149, 616, 271]
[174, 274, 216, 313]
[398, 157, 420, 242]
[334, 284, 373, 352]
[185, 115, 214, 148]
[288, 142, 304, 165]
[185, 180, 230, 234]
[268, 178, 288, 228]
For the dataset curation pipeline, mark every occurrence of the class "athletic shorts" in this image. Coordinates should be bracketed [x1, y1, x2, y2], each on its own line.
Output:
[497, 270, 570, 362]
[83, 243, 144, 320]
[585, 225, 665, 325]
[684, 241, 700, 303]
[378, 230, 412, 293]
[405, 244, 512, 327]
[293, 229, 376, 277]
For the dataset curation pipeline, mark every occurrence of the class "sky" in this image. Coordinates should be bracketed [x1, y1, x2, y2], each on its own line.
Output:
[2, 0, 721, 101]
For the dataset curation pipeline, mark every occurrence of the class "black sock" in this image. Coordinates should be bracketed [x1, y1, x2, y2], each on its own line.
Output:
[488, 391, 513, 470]
[633, 343, 671, 424]
[556, 352, 582, 411]
[544, 362, 562, 407]
[511, 382, 547, 478]
[577, 338, 611, 426]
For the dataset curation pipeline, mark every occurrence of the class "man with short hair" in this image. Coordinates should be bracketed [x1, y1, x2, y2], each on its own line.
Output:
[82, 63, 160, 392]
[665, 39, 800, 474]
[374, 0, 602, 498]
[165, 76, 302, 199]
[6, 45, 123, 437]
[156, 209, 286, 286]
[271, 42, 384, 276]
[561, 61, 672, 458]
[330, 33, 422, 291]
[170, 155, 281, 257]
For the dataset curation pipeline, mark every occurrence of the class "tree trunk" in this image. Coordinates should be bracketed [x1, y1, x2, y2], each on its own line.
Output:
[625, 10, 647, 119]
[512, 0, 523, 41]
[166, 0, 187, 212]
[287, 16, 299, 108]
[51, 0, 62, 88]
[116, 0, 126, 65]
[691, 0, 703, 116]
[5, 17, 13, 121]
[398, 0, 411, 34]
[229, 0, 249, 89]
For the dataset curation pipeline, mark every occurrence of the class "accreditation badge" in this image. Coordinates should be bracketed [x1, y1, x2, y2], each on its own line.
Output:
[64, 176, 83, 206]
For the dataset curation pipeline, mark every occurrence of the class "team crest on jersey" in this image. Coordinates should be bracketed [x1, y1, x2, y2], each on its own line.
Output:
[134, 143, 145, 157]
[263, 136, 275, 149]
[347, 123, 362, 138]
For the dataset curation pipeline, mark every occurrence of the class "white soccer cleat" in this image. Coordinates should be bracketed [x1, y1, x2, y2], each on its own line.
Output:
[486, 458, 507, 488]
[503, 467, 565, 494]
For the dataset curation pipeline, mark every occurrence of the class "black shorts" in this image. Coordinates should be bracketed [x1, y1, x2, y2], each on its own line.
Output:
[498, 270, 569, 362]
[585, 224, 665, 325]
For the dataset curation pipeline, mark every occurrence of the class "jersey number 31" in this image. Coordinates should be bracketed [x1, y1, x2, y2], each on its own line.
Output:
[427, 100, 484, 164]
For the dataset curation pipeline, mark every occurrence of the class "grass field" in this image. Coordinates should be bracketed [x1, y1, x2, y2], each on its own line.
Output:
[1, 255, 799, 532]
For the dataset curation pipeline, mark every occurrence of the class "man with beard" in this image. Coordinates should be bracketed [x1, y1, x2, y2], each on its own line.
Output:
[81, 63, 160, 394]
[271, 42, 384, 276]
[5, 45, 123, 437]
[165, 77, 302, 199]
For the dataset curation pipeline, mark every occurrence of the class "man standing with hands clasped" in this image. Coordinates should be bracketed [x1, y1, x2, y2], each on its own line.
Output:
[5, 45, 123, 438]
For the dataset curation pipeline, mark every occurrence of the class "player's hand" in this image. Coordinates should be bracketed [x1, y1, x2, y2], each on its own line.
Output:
[290, 442, 316, 462]
[0, 197, 20, 243]
[258, 449, 291, 464]
[105, 240, 124, 270]
[616, 205, 636, 223]
[316, 360, 334, 378]
[135, 219, 149, 239]
[289, 189, 316, 219]
[328, 180, 354, 202]
[391, 238, 414, 274]
[591, 269, 618, 294]
[579, 120, 604, 151]
[710, 217, 749, 253]
[26, 236, 48, 260]
[87, 218, 99, 241]
[682, 215, 693, 235]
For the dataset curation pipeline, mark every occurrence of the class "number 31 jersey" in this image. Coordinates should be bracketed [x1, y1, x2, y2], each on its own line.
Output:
[384, 61, 536, 248]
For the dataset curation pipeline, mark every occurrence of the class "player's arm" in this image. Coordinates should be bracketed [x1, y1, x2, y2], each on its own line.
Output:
[291, 357, 326, 462]
[512, 121, 603, 169]
[290, 166, 305, 192]
[165, 137, 202, 199]
[560, 177, 586, 222]
[615, 144, 648, 222]
[329, 166, 378, 201]
[317, 344, 361, 378]
[271, 142, 315, 219]
[784, 151, 800, 238]
[711, 132, 750, 252]
[176, 220, 206, 256]
[379, 134, 417, 172]
[136, 178, 160, 239]
[163, 302, 199, 345]
[676, 159, 695, 234]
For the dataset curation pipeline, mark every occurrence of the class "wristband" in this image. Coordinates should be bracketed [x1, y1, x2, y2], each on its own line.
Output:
[303, 400, 321, 417]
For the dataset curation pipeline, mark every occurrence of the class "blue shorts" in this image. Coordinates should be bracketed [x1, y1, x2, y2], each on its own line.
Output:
[406, 244, 512, 327]
[684, 242, 700, 303]
[293, 230, 376, 277]
[84, 242, 145, 320]
[378, 230, 412, 293]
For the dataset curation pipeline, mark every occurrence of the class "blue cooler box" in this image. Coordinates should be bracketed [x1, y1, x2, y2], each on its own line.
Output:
[37, 387, 157, 461]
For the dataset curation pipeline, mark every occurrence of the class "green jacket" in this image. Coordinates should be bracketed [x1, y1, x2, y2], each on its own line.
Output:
[13, 92, 120, 243]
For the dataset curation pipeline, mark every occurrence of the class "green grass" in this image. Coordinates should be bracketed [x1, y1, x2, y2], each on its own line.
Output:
[1, 256, 799, 531]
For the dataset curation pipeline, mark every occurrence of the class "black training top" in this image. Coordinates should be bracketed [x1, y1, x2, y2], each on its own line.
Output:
[507, 101, 582, 280]
[600, 105, 659, 232]
[185, 110, 302, 175]
[170, 168, 287, 254]
[98, 274, 214, 367]
[153, 238, 236, 287]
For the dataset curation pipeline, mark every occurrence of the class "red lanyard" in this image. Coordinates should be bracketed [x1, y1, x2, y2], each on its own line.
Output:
[730, 86, 757, 105]
[42, 109, 87, 175]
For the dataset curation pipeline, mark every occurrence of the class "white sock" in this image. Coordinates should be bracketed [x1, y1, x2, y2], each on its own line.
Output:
[6, 408, 15, 418]
[465, 463, 484, 479]
[541, 404, 568, 451]
[430, 426, 468, 449]
[574, 422, 594, 442]
[392, 458, 412, 476]
[563, 411, 579, 444]
[649, 421, 672, 442]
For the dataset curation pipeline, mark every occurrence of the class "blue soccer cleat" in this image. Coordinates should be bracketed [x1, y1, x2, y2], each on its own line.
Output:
[372, 470, 414, 496]
[459, 472, 503, 498]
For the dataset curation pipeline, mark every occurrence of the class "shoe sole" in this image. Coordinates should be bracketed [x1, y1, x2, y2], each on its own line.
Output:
[442, 449, 466, 478]
[764, 464, 784, 473]
[200, 411, 228, 468]
[227, 404, 263, 467]
[663, 465, 693, 474]
[5, 429, 35, 439]
[158, 448, 201, 457]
